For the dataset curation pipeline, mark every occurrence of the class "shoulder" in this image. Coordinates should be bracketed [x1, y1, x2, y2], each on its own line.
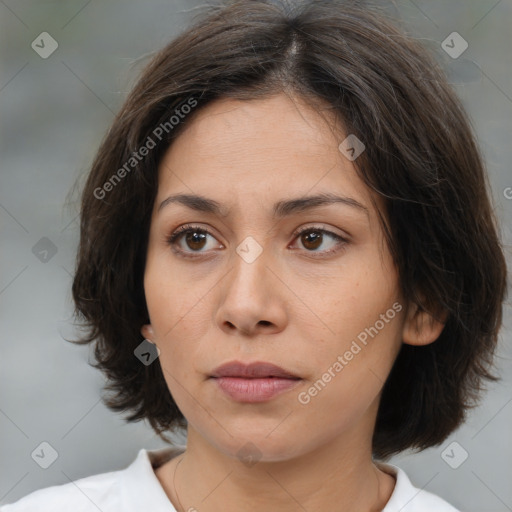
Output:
[0, 447, 183, 512]
[379, 462, 460, 512]
[0, 468, 120, 512]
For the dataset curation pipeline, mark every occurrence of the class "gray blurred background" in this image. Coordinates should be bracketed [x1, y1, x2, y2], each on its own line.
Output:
[1, 1, 511, 510]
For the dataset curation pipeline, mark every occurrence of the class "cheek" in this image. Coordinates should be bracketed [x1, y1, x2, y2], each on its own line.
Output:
[144, 248, 210, 333]
[296, 316, 403, 441]
[314, 254, 398, 341]
[143, 259, 202, 380]
[304, 255, 403, 397]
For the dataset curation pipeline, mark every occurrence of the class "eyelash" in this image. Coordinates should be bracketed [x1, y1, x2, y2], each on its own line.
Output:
[166, 223, 348, 259]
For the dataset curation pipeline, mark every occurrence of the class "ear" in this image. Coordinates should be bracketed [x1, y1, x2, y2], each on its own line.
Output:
[402, 301, 448, 346]
[141, 323, 155, 341]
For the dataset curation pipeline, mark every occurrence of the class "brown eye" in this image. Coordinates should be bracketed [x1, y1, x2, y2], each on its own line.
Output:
[167, 224, 222, 258]
[183, 230, 208, 251]
[292, 226, 348, 256]
[300, 230, 323, 250]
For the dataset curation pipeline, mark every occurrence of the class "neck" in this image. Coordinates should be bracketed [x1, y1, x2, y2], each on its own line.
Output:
[157, 422, 396, 512]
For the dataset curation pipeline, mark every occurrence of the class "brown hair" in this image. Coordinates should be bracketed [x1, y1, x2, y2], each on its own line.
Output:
[70, 0, 508, 459]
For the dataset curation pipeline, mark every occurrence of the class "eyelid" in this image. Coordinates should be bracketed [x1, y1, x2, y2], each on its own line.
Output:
[291, 224, 350, 242]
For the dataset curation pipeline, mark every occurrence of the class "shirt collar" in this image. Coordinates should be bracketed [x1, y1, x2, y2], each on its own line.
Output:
[378, 462, 425, 511]
[119, 446, 185, 511]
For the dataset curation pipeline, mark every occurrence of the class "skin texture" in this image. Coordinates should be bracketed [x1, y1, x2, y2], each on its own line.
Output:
[141, 93, 445, 512]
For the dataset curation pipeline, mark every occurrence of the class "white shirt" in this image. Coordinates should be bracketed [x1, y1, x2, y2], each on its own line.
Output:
[1, 446, 460, 511]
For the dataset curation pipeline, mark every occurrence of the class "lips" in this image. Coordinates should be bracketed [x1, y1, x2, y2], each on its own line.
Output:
[210, 361, 301, 403]
[210, 361, 300, 379]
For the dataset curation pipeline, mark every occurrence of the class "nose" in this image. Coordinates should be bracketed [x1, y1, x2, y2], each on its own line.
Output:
[215, 244, 288, 337]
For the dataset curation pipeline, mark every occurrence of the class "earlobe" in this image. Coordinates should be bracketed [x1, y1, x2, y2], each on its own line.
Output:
[140, 323, 155, 341]
[402, 302, 448, 346]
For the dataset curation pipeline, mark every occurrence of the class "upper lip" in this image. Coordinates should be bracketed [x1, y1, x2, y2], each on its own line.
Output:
[210, 361, 300, 379]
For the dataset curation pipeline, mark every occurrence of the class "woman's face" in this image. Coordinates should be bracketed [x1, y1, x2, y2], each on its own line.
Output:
[142, 93, 409, 462]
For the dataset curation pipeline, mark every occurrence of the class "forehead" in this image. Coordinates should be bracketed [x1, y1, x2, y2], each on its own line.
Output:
[155, 93, 380, 220]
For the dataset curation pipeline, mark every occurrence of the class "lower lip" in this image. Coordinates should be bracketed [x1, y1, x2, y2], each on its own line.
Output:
[212, 377, 301, 402]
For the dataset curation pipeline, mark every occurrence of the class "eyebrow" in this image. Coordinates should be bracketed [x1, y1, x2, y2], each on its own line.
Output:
[157, 192, 369, 218]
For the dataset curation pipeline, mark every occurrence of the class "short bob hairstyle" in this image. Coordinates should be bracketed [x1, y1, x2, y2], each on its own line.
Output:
[71, 0, 508, 459]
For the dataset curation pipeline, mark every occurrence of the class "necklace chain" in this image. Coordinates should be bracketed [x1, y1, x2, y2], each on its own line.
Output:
[173, 454, 185, 512]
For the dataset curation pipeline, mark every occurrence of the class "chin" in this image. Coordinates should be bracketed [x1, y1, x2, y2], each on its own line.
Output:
[213, 430, 306, 464]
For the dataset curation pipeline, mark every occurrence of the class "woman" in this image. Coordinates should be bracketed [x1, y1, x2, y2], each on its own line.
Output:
[3, 1, 507, 510]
